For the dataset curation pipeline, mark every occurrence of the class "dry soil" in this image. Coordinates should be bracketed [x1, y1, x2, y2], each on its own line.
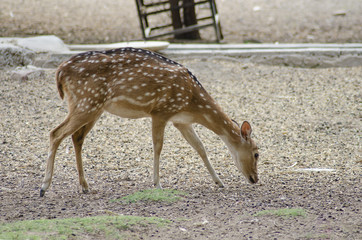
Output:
[0, 0, 361, 239]
[0, 58, 361, 239]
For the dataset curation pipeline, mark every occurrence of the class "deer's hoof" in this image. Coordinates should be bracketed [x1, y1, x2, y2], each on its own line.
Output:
[216, 181, 225, 188]
[40, 189, 46, 197]
[154, 183, 162, 189]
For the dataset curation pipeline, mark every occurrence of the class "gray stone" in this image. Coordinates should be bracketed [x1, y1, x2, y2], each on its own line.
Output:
[0, 35, 69, 53]
[0, 44, 35, 69]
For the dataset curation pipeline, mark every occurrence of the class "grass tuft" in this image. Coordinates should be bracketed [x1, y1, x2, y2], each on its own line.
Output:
[254, 208, 307, 218]
[0, 215, 170, 240]
[113, 188, 187, 203]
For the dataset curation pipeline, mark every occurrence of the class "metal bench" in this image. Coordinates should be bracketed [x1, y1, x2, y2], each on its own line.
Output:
[135, 0, 223, 42]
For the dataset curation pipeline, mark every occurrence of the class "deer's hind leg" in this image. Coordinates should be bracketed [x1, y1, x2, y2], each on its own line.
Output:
[72, 118, 100, 194]
[40, 110, 102, 197]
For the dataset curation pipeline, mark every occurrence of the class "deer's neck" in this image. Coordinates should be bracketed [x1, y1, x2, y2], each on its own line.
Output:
[192, 92, 241, 145]
[196, 103, 241, 163]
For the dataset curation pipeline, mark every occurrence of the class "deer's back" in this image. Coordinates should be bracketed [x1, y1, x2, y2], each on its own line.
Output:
[57, 48, 207, 116]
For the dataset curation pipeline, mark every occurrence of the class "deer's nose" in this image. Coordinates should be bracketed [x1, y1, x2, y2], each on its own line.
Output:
[249, 175, 258, 184]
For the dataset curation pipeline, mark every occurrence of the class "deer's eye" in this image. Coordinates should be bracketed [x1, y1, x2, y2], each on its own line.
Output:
[254, 153, 259, 159]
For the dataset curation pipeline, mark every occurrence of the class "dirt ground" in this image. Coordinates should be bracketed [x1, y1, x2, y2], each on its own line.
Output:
[0, 0, 362, 44]
[0, 58, 361, 239]
[0, 0, 361, 239]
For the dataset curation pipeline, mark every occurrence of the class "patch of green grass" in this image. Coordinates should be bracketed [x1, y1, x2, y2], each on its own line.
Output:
[254, 208, 307, 218]
[113, 189, 187, 203]
[0, 215, 170, 240]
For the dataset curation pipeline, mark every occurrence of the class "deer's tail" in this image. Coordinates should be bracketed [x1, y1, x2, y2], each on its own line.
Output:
[55, 69, 65, 100]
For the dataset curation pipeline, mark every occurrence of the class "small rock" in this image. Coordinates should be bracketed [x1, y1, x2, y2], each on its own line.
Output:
[11, 65, 45, 81]
[194, 218, 209, 227]
[333, 10, 347, 16]
[253, 6, 261, 12]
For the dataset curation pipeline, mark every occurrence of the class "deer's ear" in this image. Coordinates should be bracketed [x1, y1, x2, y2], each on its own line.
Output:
[240, 121, 252, 142]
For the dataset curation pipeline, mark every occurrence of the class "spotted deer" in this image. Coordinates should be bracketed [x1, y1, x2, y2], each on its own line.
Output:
[40, 47, 259, 197]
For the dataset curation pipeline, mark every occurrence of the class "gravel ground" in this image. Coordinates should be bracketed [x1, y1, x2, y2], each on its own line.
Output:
[0, 0, 361, 239]
[1, 0, 361, 43]
[0, 58, 361, 239]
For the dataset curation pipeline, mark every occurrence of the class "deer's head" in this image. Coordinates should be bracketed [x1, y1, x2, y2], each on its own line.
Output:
[233, 121, 259, 184]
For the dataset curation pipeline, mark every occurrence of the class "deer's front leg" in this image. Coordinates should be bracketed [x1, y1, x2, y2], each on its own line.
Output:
[151, 116, 168, 189]
[173, 123, 224, 188]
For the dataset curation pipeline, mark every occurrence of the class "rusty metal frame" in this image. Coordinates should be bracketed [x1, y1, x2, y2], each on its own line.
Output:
[135, 0, 223, 42]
